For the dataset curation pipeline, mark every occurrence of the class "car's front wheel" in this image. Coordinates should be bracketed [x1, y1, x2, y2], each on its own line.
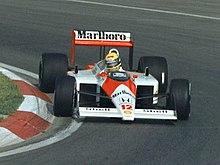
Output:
[54, 76, 76, 117]
[167, 79, 191, 120]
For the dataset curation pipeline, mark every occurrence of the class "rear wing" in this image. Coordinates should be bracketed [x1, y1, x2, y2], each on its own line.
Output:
[70, 30, 134, 69]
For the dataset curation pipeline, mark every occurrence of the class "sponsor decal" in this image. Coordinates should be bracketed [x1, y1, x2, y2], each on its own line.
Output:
[112, 91, 122, 98]
[143, 109, 168, 113]
[92, 66, 98, 75]
[112, 72, 126, 78]
[119, 97, 132, 104]
[92, 60, 105, 75]
[112, 90, 134, 98]
[85, 107, 110, 111]
[75, 30, 131, 41]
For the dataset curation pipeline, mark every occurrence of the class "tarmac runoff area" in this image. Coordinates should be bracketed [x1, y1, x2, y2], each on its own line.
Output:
[0, 67, 54, 147]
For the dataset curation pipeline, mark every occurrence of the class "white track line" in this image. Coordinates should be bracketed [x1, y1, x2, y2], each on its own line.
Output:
[66, 0, 220, 21]
[0, 120, 82, 157]
[0, 62, 38, 80]
[0, 62, 82, 157]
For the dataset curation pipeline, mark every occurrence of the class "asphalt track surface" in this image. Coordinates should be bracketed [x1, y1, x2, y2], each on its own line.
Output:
[0, 0, 220, 164]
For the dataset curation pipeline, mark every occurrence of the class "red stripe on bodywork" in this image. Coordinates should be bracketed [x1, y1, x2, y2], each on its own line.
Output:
[102, 77, 136, 96]
[13, 80, 52, 103]
[0, 111, 50, 139]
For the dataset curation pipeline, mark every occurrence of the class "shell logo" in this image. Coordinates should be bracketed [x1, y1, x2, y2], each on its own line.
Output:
[124, 110, 132, 115]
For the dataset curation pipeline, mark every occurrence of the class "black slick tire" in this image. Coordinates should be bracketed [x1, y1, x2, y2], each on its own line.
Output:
[168, 79, 191, 120]
[39, 53, 68, 93]
[53, 76, 76, 117]
[137, 56, 168, 94]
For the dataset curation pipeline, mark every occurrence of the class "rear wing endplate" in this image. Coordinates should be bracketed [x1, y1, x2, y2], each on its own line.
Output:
[70, 30, 134, 69]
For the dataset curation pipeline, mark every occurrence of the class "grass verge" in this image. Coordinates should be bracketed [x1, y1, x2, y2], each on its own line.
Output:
[0, 73, 24, 121]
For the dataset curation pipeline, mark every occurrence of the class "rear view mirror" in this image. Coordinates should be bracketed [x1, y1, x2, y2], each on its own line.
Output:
[145, 67, 149, 76]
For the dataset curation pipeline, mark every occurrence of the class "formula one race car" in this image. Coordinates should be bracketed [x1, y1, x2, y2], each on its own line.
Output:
[39, 29, 191, 121]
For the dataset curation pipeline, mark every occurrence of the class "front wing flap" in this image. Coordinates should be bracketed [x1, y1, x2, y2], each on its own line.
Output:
[79, 107, 177, 120]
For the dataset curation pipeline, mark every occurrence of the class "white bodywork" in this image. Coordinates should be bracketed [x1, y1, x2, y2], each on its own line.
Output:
[67, 69, 177, 121]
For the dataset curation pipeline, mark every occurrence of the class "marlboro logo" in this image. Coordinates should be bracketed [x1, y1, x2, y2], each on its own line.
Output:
[75, 30, 131, 41]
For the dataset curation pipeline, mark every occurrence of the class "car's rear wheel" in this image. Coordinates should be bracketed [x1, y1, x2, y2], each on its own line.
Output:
[54, 76, 76, 117]
[137, 56, 168, 94]
[167, 79, 191, 120]
[39, 53, 68, 93]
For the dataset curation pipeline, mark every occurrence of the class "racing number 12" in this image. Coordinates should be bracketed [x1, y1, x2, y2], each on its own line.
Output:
[121, 104, 132, 110]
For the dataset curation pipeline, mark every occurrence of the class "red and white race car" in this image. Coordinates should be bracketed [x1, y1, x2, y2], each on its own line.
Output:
[39, 29, 191, 121]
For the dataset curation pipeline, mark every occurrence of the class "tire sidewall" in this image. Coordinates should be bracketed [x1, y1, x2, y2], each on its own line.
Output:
[169, 79, 191, 120]
[54, 76, 76, 117]
[39, 53, 68, 93]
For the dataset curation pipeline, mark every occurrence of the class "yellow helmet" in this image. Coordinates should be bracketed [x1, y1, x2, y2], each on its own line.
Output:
[105, 51, 121, 72]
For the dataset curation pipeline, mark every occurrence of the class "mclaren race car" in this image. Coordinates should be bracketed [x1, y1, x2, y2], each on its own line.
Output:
[39, 29, 191, 121]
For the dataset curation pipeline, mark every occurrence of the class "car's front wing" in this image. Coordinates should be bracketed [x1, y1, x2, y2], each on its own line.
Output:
[79, 107, 177, 120]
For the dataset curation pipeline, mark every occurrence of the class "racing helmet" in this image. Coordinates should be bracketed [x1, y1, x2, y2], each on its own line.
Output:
[105, 49, 121, 72]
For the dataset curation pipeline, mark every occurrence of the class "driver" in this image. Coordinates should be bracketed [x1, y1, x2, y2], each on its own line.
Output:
[105, 49, 123, 73]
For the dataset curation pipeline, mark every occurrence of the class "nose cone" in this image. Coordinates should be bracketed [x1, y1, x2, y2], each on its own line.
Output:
[111, 84, 136, 121]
